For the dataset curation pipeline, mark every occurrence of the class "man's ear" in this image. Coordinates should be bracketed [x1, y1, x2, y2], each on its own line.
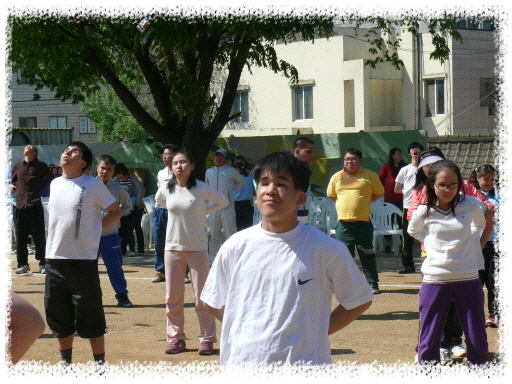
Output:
[297, 191, 307, 206]
[294, 147, 300, 157]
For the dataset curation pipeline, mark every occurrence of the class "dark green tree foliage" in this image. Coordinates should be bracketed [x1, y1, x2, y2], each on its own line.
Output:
[9, 8, 334, 178]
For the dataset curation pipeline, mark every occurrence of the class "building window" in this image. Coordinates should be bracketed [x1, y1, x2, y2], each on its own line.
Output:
[293, 86, 313, 121]
[19, 117, 37, 128]
[480, 78, 496, 116]
[49, 117, 67, 128]
[79, 117, 97, 134]
[17, 68, 29, 85]
[425, 79, 445, 117]
[231, 91, 249, 123]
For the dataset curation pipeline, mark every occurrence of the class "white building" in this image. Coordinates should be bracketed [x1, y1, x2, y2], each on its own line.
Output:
[221, 21, 498, 138]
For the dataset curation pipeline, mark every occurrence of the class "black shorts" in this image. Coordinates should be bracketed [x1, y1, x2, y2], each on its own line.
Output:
[44, 259, 107, 339]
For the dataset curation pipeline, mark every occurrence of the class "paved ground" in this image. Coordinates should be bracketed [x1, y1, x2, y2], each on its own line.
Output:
[7, 241, 504, 376]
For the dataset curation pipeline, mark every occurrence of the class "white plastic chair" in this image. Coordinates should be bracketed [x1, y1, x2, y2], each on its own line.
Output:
[371, 202, 403, 256]
[313, 199, 336, 233]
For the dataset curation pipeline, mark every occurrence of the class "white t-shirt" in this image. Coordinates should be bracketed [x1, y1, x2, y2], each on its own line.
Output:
[201, 222, 373, 366]
[395, 164, 417, 209]
[155, 167, 175, 209]
[408, 196, 486, 283]
[46, 175, 116, 260]
[155, 180, 228, 251]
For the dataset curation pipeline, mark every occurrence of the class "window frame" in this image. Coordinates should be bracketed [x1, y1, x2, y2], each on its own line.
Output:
[293, 85, 314, 121]
[19, 117, 37, 128]
[425, 78, 445, 117]
[480, 78, 496, 116]
[231, 91, 249, 123]
[49, 116, 67, 128]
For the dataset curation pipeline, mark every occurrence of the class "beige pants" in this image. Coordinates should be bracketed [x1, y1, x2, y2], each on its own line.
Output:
[164, 250, 217, 343]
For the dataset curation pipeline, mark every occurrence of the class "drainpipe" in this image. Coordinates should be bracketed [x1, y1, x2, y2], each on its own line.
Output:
[417, 29, 422, 130]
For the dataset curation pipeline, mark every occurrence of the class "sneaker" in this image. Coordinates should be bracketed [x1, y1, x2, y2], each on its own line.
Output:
[27, 244, 33, 253]
[128, 252, 136, 257]
[451, 344, 467, 358]
[185, 275, 191, 284]
[440, 348, 453, 366]
[198, 341, 213, 355]
[165, 339, 186, 354]
[117, 295, 133, 307]
[39, 266, 46, 274]
[398, 266, 415, 274]
[486, 315, 498, 328]
[384, 245, 392, 254]
[15, 265, 31, 274]
[414, 354, 418, 364]
[152, 272, 165, 283]
[370, 282, 380, 294]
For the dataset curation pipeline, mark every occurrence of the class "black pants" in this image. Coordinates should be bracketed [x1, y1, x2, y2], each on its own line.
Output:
[14, 202, 46, 268]
[401, 208, 416, 269]
[131, 205, 145, 254]
[235, 200, 254, 232]
[119, 213, 135, 255]
[479, 242, 498, 315]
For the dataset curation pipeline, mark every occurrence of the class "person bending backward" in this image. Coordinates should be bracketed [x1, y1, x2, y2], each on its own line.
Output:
[293, 137, 315, 224]
[44, 141, 122, 371]
[327, 148, 385, 295]
[408, 160, 491, 367]
[96, 154, 134, 308]
[155, 149, 228, 356]
[152, 144, 181, 283]
[201, 151, 373, 367]
[205, 148, 245, 265]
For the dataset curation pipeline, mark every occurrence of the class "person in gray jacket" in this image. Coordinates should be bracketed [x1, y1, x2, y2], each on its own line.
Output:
[97, 155, 133, 307]
[205, 148, 245, 265]
[114, 163, 146, 256]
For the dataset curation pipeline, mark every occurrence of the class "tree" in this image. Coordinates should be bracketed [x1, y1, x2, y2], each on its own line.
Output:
[81, 73, 151, 143]
[8, 8, 464, 178]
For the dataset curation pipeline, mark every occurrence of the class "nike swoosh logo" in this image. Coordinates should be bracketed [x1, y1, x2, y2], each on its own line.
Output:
[298, 278, 313, 285]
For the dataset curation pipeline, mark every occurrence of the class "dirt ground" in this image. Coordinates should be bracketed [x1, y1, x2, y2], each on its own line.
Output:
[8, 242, 503, 373]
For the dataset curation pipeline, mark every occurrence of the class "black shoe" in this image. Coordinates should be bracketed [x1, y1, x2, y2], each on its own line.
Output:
[398, 266, 415, 274]
[117, 295, 133, 307]
[384, 245, 392, 254]
[370, 282, 380, 294]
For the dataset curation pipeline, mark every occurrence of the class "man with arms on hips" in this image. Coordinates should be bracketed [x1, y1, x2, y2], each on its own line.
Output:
[394, 142, 424, 274]
[201, 151, 373, 368]
[152, 144, 181, 283]
[44, 141, 122, 372]
[10, 144, 54, 275]
[97, 154, 134, 307]
[327, 148, 385, 294]
[205, 148, 245, 265]
[293, 137, 315, 224]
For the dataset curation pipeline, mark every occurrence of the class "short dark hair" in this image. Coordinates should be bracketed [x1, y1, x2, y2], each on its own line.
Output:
[253, 151, 311, 193]
[114, 163, 129, 176]
[65, 141, 93, 172]
[345, 148, 363, 159]
[98, 154, 117, 167]
[293, 137, 315, 149]
[408, 142, 424, 153]
[164, 144, 181, 154]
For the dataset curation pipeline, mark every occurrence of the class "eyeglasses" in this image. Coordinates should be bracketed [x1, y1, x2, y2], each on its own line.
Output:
[434, 183, 459, 191]
[344, 158, 360, 163]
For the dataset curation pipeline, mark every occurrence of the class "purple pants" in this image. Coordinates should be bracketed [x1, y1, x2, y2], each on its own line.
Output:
[418, 279, 489, 365]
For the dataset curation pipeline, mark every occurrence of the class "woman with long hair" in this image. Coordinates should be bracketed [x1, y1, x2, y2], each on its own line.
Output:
[155, 149, 227, 355]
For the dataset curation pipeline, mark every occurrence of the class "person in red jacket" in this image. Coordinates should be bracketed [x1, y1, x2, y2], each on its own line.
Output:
[378, 148, 407, 253]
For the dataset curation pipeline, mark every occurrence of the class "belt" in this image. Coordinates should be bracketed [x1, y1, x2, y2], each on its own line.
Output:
[25, 200, 42, 208]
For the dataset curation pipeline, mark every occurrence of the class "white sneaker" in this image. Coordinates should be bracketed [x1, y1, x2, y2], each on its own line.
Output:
[414, 354, 418, 364]
[440, 348, 453, 365]
[128, 252, 136, 257]
[451, 344, 467, 358]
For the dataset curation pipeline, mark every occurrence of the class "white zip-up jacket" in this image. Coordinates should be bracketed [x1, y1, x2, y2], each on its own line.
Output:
[205, 164, 245, 207]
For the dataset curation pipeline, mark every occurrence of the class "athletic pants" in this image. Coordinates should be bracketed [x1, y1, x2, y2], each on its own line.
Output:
[418, 280, 489, 365]
[208, 205, 237, 265]
[14, 202, 46, 268]
[335, 220, 378, 283]
[164, 250, 216, 343]
[97, 233, 129, 299]
[234, 200, 254, 231]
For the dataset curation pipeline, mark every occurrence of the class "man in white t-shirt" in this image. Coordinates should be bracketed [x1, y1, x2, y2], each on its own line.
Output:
[394, 142, 424, 274]
[205, 148, 245, 265]
[201, 151, 373, 367]
[44, 141, 122, 372]
[152, 144, 180, 283]
[294, 137, 315, 224]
